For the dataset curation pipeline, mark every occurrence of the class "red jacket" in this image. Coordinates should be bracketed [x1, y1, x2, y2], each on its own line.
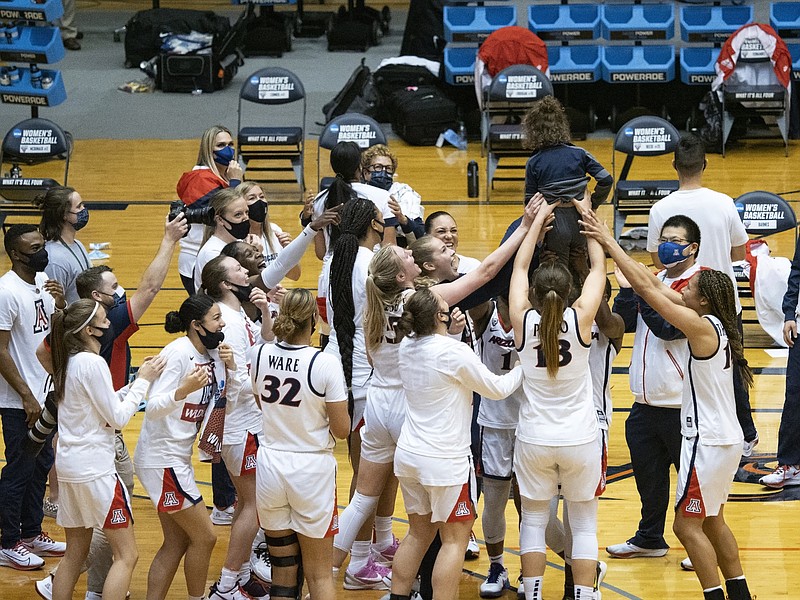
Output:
[713, 23, 792, 91]
[477, 26, 549, 78]
[176, 167, 229, 206]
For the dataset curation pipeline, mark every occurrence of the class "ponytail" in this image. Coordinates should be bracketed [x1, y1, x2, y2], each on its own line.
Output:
[51, 299, 98, 402]
[532, 261, 572, 378]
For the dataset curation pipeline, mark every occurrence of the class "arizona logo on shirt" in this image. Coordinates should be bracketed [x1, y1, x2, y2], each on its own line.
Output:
[32, 299, 49, 334]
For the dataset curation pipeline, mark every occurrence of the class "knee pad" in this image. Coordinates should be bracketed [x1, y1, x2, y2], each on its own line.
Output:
[481, 478, 511, 545]
[266, 533, 303, 600]
[519, 499, 550, 555]
[564, 500, 597, 561]
[333, 491, 379, 552]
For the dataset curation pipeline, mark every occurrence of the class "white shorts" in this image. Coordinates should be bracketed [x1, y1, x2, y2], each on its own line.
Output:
[514, 437, 602, 502]
[675, 437, 740, 518]
[221, 429, 263, 478]
[360, 385, 406, 464]
[57, 473, 133, 530]
[480, 427, 516, 480]
[136, 464, 203, 513]
[256, 447, 339, 538]
[398, 466, 477, 524]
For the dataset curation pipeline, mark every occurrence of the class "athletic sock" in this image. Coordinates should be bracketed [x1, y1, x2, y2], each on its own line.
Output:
[574, 584, 594, 599]
[522, 576, 543, 600]
[703, 586, 725, 600]
[219, 567, 239, 591]
[349, 540, 371, 573]
[373, 515, 394, 551]
[725, 576, 752, 600]
[489, 553, 504, 567]
[239, 560, 252, 583]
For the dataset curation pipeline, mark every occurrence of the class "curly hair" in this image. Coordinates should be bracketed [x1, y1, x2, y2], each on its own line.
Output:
[361, 144, 397, 174]
[522, 96, 572, 152]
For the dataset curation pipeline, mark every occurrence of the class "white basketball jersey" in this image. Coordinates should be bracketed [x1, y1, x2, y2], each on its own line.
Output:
[681, 315, 743, 446]
[589, 325, 617, 430]
[250, 342, 347, 452]
[517, 307, 597, 446]
[478, 303, 524, 429]
[370, 288, 415, 389]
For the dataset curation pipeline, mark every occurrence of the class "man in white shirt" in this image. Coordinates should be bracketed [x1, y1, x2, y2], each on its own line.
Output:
[0, 225, 66, 570]
[646, 133, 758, 452]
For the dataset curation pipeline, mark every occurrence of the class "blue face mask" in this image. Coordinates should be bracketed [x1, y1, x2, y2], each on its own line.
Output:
[658, 241, 692, 267]
[71, 207, 89, 231]
[368, 170, 393, 191]
[213, 145, 235, 166]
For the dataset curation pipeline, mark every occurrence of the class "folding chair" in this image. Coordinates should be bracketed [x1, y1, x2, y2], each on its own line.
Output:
[237, 67, 306, 198]
[316, 113, 386, 190]
[482, 64, 553, 200]
[611, 115, 680, 240]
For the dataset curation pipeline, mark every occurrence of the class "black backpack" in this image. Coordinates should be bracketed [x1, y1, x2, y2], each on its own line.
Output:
[322, 59, 380, 124]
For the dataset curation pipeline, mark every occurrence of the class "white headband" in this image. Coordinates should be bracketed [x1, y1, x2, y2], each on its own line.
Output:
[70, 302, 100, 334]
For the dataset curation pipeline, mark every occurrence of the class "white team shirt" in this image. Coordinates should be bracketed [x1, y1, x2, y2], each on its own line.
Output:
[682, 315, 744, 445]
[57, 352, 149, 483]
[0, 270, 56, 409]
[646, 188, 749, 313]
[219, 302, 262, 435]
[516, 307, 597, 446]
[589, 324, 617, 430]
[261, 223, 286, 267]
[324, 246, 374, 389]
[194, 235, 227, 293]
[477, 303, 525, 430]
[397, 333, 523, 465]
[457, 254, 481, 274]
[369, 288, 415, 389]
[135, 337, 222, 468]
[250, 341, 347, 452]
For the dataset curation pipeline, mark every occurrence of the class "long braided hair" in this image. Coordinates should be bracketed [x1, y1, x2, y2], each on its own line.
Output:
[330, 198, 379, 417]
[531, 260, 572, 378]
[325, 141, 361, 249]
[695, 269, 754, 390]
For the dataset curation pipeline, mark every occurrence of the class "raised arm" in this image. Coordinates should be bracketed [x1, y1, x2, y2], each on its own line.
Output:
[572, 235, 607, 340]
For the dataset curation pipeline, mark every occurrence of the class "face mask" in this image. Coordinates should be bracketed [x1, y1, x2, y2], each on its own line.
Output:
[71, 208, 89, 231]
[213, 145, 235, 166]
[91, 324, 115, 348]
[227, 281, 252, 304]
[440, 311, 452, 329]
[368, 170, 393, 191]
[197, 324, 225, 350]
[248, 200, 267, 223]
[658, 241, 692, 267]
[221, 216, 251, 240]
[18, 247, 49, 272]
[374, 220, 385, 242]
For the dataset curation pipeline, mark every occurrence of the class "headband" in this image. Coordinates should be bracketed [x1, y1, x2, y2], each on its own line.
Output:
[70, 302, 100, 334]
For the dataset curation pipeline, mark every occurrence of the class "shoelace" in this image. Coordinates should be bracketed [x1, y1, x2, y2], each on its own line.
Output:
[37, 531, 56, 543]
[487, 563, 505, 583]
[11, 542, 33, 555]
[253, 543, 271, 566]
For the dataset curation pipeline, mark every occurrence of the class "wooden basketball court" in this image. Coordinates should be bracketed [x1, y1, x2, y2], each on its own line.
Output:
[0, 135, 798, 599]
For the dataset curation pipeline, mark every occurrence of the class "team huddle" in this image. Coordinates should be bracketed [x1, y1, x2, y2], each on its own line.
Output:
[0, 108, 758, 600]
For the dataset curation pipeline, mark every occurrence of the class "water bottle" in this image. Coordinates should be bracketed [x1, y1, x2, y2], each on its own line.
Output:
[457, 121, 467, 149]
[7, 65, 20, 84]
[10, 165, 21, 178]
[29, 64, 42, 88]
[467, 160, 479, 198]
[0, 69, 10, 86]
[6, 25, 19, 44]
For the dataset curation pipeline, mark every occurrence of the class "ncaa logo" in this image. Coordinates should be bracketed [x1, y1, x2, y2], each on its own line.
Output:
[498, 74, 508, 84]
[163, 491, 180, 507]
[330, 124, 339, 133]
[109, 509, 127, 525]
[735, 202, 745, 214]
[685, 498, 702, 514]
[12, 129, 22, 138]
[245, 454, 257, 470]
[250, 76, 259, 85]
[454, 501, 471, 517]
[624, 127, 634, 137]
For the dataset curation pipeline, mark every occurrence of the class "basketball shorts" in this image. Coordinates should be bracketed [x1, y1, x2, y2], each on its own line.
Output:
[675, 437, 740, 518]
[57, 473, 133, 530]
[136, 464, 203, 513]
[256, 446, 338, 539]
[480, 426, 517, 480]
[222, 429, 263, 478]
[514, 436, 602, 502]
[360, 385, 406, 464]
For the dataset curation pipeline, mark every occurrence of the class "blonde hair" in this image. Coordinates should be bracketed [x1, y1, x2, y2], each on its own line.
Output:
[236, 181, 277, 254]
[532, 261, 572, 378]
[273, 288, 317, 342]
[197, 125, 232, 181]
[364, 246, 406, 351]
[361, 144, 397, 173]
[202, 188, 245, 246]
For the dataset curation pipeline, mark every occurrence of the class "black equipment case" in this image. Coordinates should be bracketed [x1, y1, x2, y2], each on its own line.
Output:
[390, 85, 458, 145]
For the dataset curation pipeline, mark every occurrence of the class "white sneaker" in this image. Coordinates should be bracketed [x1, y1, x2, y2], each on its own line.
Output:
[0, 542, 45, 570]
[22, 532, 66, 557]
[465, 530, 480, 560]
[595, 560, 607, 599]
[680, 557, 694, 571]
[35, 574, 53, 599]
[343, 556, 392, 590]
[210, 505, 235, 526]
[250, 541, 271, 583]
[742, 434, 759, 458]
[759, 464, 800, 488]
[605, 541, 667, 558]
[516, 575, 524, 600]
[208, 582, 250, 599]
[480, 563, 510, 598]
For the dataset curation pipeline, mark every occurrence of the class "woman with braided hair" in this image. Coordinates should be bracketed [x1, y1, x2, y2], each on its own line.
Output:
[581, 210, 754, 600]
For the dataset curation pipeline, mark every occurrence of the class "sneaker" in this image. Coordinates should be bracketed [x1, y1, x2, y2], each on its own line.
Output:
[22, 532, 66, 557]
[759, 464, 800, 488]
[480, 563, 510, 598]
[380, 592, 422, 600]
[43, 498, 58, 519]
[241, 575, 269, 599]
[742, 434, 759, 458]
[35, 574, 53, 599]
[605, 541, 667, 559]
[0, 542, 45, 570]
[372, 534, 400, 567]
[343, 556, 392, 590]
[208, 582, 252, 600]
[465, 530, 480, 560]
[680, 557, 694, 571]
[516, 575, 524, 600]
[250, 541, 272, 583]
[211, 505, 236, 526]
[595, 560, 607, 600]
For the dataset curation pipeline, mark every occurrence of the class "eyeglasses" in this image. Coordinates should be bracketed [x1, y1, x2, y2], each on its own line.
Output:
[368, 164, 394, 175]
[658, 237, 690, 244]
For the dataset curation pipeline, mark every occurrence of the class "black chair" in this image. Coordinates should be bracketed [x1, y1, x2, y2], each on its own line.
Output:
[612, 115, 680, 239]
[237, 67, 306, 198]
[316, 113, 386, 190]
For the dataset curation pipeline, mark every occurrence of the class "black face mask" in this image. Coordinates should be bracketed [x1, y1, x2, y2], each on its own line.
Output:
[374, 220, 386, 242]
[18, 247, 49, 272]
[248, 200, 267, 223]
[197, 325, 225, 350]
[227, 281, 253, 304]
[91, 325, 115, 348]
[440, 310, 452, 329]
[222, 216, 251, 240]
[368, 170, 393, 191]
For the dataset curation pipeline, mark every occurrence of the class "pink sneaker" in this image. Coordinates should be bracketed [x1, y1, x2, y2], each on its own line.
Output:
[372, 535, 400, 566]
[344, 556, 392, 590]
